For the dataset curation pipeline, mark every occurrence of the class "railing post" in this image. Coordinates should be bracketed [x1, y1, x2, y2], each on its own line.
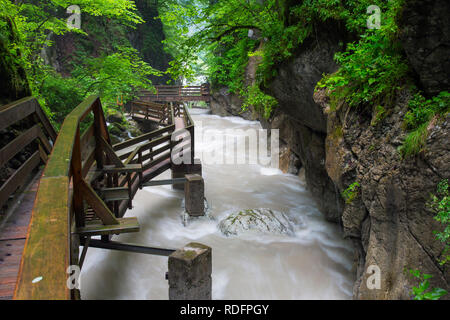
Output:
[72, 125, 85, 227]
[93, 100, 105, 170]
[138, 150, 143, 189]
[168, 243, 212, 300]
[127, 173, 132, 210]
[113, 173, 119, 217]
[190, 126, 195, 165]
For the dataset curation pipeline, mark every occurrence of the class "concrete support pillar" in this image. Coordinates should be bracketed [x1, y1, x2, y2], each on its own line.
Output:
[172, 159, 202, 191]
[185, 174, 205, 217]
[168, 243, 212, 300]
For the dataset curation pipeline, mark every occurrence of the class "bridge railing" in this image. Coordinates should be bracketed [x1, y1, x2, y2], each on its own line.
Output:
[14, 95, 110, 300]
[0, 97, 56, 212]
[14, 94, 198, 300]
[112, 124, 175, 217]
[130, 100, 196, 165]
[173, 103, 195, 164]
[130, 101, 171, 125]
[138, 84, 211, 103]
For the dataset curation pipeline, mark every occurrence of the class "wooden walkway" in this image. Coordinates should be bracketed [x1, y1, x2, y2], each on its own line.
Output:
[0, 93, 199, 300]
[0, 172, 40, 299]
[0, 97, 56, 300]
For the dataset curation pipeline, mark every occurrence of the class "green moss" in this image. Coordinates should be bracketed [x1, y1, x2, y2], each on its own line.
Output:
[342, 182, 360, 204]
[182, 250, 197, 260]
[331, 125, 344, 140]
[371, 105, 388, 126]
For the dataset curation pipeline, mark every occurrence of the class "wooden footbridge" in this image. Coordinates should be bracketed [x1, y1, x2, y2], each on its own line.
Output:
[139, 84, 211, 103]
[0, 94, 210, 300]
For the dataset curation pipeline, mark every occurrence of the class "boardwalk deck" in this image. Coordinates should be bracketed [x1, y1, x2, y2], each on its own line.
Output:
[0, 171, 40, 300]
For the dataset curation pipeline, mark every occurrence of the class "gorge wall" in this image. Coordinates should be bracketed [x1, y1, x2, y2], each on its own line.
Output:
[210, 0, 450, 299]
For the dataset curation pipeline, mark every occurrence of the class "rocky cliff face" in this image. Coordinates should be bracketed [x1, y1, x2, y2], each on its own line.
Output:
[210, 41, 264, 122]
[210, 87, 251, 119]
[266, 2, 450, 298]
[315, 87, 449, 299]
[264, 22, 349, 222]
[399, 0, 450, 96]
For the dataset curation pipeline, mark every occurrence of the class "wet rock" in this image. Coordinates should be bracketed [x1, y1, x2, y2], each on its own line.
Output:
[108, 114, 144, 145]
[107, 110, 125, 124]
[127, 119, 144, 137]
[279, 145, 301, 175]
[210, 87, 256, 121]
[315, 87, 450, 299]
[218, 209, 294, 237]
[263, 21, 349, 222]
[399, 0, 450, 95]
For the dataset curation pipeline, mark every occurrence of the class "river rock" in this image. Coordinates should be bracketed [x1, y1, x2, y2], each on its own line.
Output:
[219, 209, 294, 237]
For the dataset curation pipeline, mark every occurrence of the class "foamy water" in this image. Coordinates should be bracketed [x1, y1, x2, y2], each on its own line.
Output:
[80, 109, 355, 300]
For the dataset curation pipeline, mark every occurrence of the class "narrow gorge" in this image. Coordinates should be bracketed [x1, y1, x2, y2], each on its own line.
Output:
[209, 0, 450, 299]
[0, 0, 448, 302]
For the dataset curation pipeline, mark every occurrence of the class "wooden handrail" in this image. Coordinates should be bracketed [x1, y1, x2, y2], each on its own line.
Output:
[14, 95, 105, 300]
[138, 84, 210, 102]
[0, 97, 56, 211]
[12, 92, 199, 300]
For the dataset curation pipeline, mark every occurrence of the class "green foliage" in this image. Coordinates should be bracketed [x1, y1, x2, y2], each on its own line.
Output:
[241, 84, 278, 119]
[371, 105, 388, 126]
[0, 0, 161, 126]
[208, 34, 258, 93]
[39, 72, 84, 125]
[318, 0, 407, 109]
[399, 91, 450, 157]
[404, 92, 450, 130]
[71, 46, 159, 108]
[160, 0, 412, 118]
[408, 270, 447, 300]
[342, 181, 360, 204]
[429, 179, 450, 266]
[398, 123, 428, 157]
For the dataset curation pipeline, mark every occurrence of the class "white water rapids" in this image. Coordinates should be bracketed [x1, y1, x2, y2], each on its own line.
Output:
[80, 109, 355, 300]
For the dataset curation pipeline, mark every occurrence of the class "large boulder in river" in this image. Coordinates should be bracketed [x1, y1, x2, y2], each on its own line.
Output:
[219, 209, 294, 237]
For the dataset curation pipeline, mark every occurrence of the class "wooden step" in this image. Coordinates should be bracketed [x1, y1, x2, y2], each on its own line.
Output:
[101, 187, 130, 202]
[75, 217, 140, 236]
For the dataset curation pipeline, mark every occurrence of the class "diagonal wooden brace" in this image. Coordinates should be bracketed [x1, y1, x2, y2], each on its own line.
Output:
[79, 179, 119, 225]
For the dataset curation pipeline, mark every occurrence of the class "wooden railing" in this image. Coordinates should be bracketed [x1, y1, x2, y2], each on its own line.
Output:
[13, 94, 197, 300]
[130, 101, 171, 125]
[139, 84, 211, 102]
[130, 101, 195, 165]
[112, 124, 175, 218]
[0, 97, 56, 212]
[14, 96, 140, 300]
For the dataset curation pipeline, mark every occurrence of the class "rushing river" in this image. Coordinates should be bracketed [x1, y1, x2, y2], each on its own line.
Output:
[81, 109, 355, 300]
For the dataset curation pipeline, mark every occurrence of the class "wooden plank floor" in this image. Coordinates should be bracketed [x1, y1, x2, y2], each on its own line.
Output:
[0, 172, 40, 300]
